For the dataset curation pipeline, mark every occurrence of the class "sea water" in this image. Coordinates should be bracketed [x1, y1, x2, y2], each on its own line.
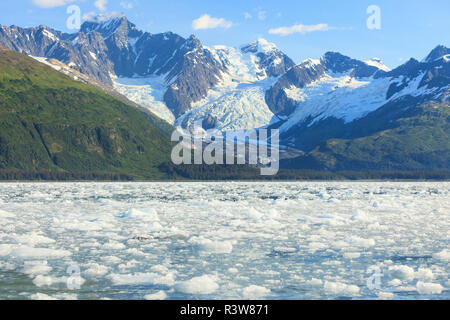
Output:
[0, 182, 448, 300]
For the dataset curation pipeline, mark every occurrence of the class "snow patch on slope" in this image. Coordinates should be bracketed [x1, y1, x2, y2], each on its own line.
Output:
[279, 74, 392, 131]
[176, 77, 277, 131]
[278, 70, 444, 133]
[174, 43, 285, 131]
[365, 58, 391, 72]
[112, 76, 175, 124]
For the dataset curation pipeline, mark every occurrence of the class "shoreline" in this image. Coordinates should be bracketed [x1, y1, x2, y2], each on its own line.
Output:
[0, 179, 449, 183]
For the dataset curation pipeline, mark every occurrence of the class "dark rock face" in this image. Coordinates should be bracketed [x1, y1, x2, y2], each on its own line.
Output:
[164, 40, 225, 117]
[0, 17, 226, 118]
[0, 25, 64, 57]
[265, 61, 325, 116]
[383, 51, 450, 98]
[241, 40, 295, 77]
[0, 24, 115, 84]
[202, 114, 218, 130]
[322, 52, 380, 78]
[265, 47, 450, 119]
[423, 45, 449, 63]
[265, 52, 386, 118]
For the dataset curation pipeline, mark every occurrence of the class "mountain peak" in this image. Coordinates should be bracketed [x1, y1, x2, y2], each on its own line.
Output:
[423, 44, 450, 63]
[321, 52, 384, 77]
[82, 12, 126, 24]
[241, 38, 278, 54]
[80, 14, 137, 38]
[182, 34, 202, 51]
[365, 57, 391, 72]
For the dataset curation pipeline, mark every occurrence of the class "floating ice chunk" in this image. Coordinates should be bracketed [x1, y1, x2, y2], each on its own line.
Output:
[150, 265, 171, 274]
[317, 191, 329, 199]
[32, 275, 78, 288]
[388, 279, 402, 286]
[305, 278, 323, 287]
[79, 241, 100, 248]
[119, 208, 159, 222]
[228, 268, 239, 274]
[144, 221, 164, 232]
[416, 281, 444, 294]
[31, 292, 77, 300]
[33, 275, 53, 287]
[247, 207, 264, 220]
[61, 222, 103, 232]
[415, 268, 434, 281]
[22, 261, 52, 275]
[0, 209, 14, 218]
[0, 261, 15, 270]
[324, 281, 360, 296]
[388, 265, 415, 281]
[351, 210, 375, 223]
[118, 259, 139, 270]
[395, 285, 417, 292]
[10, 246, 71, 259]
[273, 247, 297, 254]
[103, 241, 126, 250]
[84, 263, 109, 277]
[331, 240, 348, 250]
[346, 236, 375, 248]
[432, 249, 450, 261]
[343, 252, 361, 259]
[109, 272, 176, 286]
[175, 275, 219, 295]
[0, 244, 15, 256]
[125, 248, 146, 256]
[308, 242, 327, 252]
[242, 285, 271, 299]
[189, 237, 233, 254]
[30, 293, 57, 300]
[102, 256, 122, 264]
[377, 291, 395, 300]
[12, 233, 55, 245]
[144, 291, 167, 300]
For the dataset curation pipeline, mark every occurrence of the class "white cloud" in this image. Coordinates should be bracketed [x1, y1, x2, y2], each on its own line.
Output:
[94, 0, 108, 12]
[192, 14, 233, 30]
[244, 12, 252, 19]
[257, 10, 266, 21]
[269, 23, 334, 36]
[83, 11, 124, 23]
[120, 1, 133, 9]
[31, 0, 76, 8]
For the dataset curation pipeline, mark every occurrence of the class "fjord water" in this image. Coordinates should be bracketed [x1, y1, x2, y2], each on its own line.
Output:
[0, 182, 448, 300]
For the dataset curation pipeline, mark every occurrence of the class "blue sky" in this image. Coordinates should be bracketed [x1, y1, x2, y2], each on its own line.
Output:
[1, 0, 449, 68]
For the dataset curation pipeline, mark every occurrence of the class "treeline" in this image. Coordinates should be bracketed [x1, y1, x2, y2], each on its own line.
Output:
[0, 170, 135, 181]
[1, 167, 450, 181]
[158, 162, 450, 181]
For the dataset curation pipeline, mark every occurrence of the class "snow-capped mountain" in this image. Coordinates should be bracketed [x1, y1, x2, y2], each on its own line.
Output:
[422, 44, 449, 63]
[0, 16, 448, 149]
[266, 46, 449, 151]
[0, 17, 297, 129]
[175, 38, 295, 130]
[0, 16, 226, 119]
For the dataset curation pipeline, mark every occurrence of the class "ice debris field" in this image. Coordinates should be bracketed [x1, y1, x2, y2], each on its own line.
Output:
[0, 182, 448, 300]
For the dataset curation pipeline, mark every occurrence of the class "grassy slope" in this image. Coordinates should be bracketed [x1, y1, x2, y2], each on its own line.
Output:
[0, 46, 172, 179]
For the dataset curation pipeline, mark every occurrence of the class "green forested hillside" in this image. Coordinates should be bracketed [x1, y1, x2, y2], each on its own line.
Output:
[0, 46, 172, 180]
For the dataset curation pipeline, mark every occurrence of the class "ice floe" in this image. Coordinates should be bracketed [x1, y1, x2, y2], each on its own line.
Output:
[0, 182, 448, 299]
